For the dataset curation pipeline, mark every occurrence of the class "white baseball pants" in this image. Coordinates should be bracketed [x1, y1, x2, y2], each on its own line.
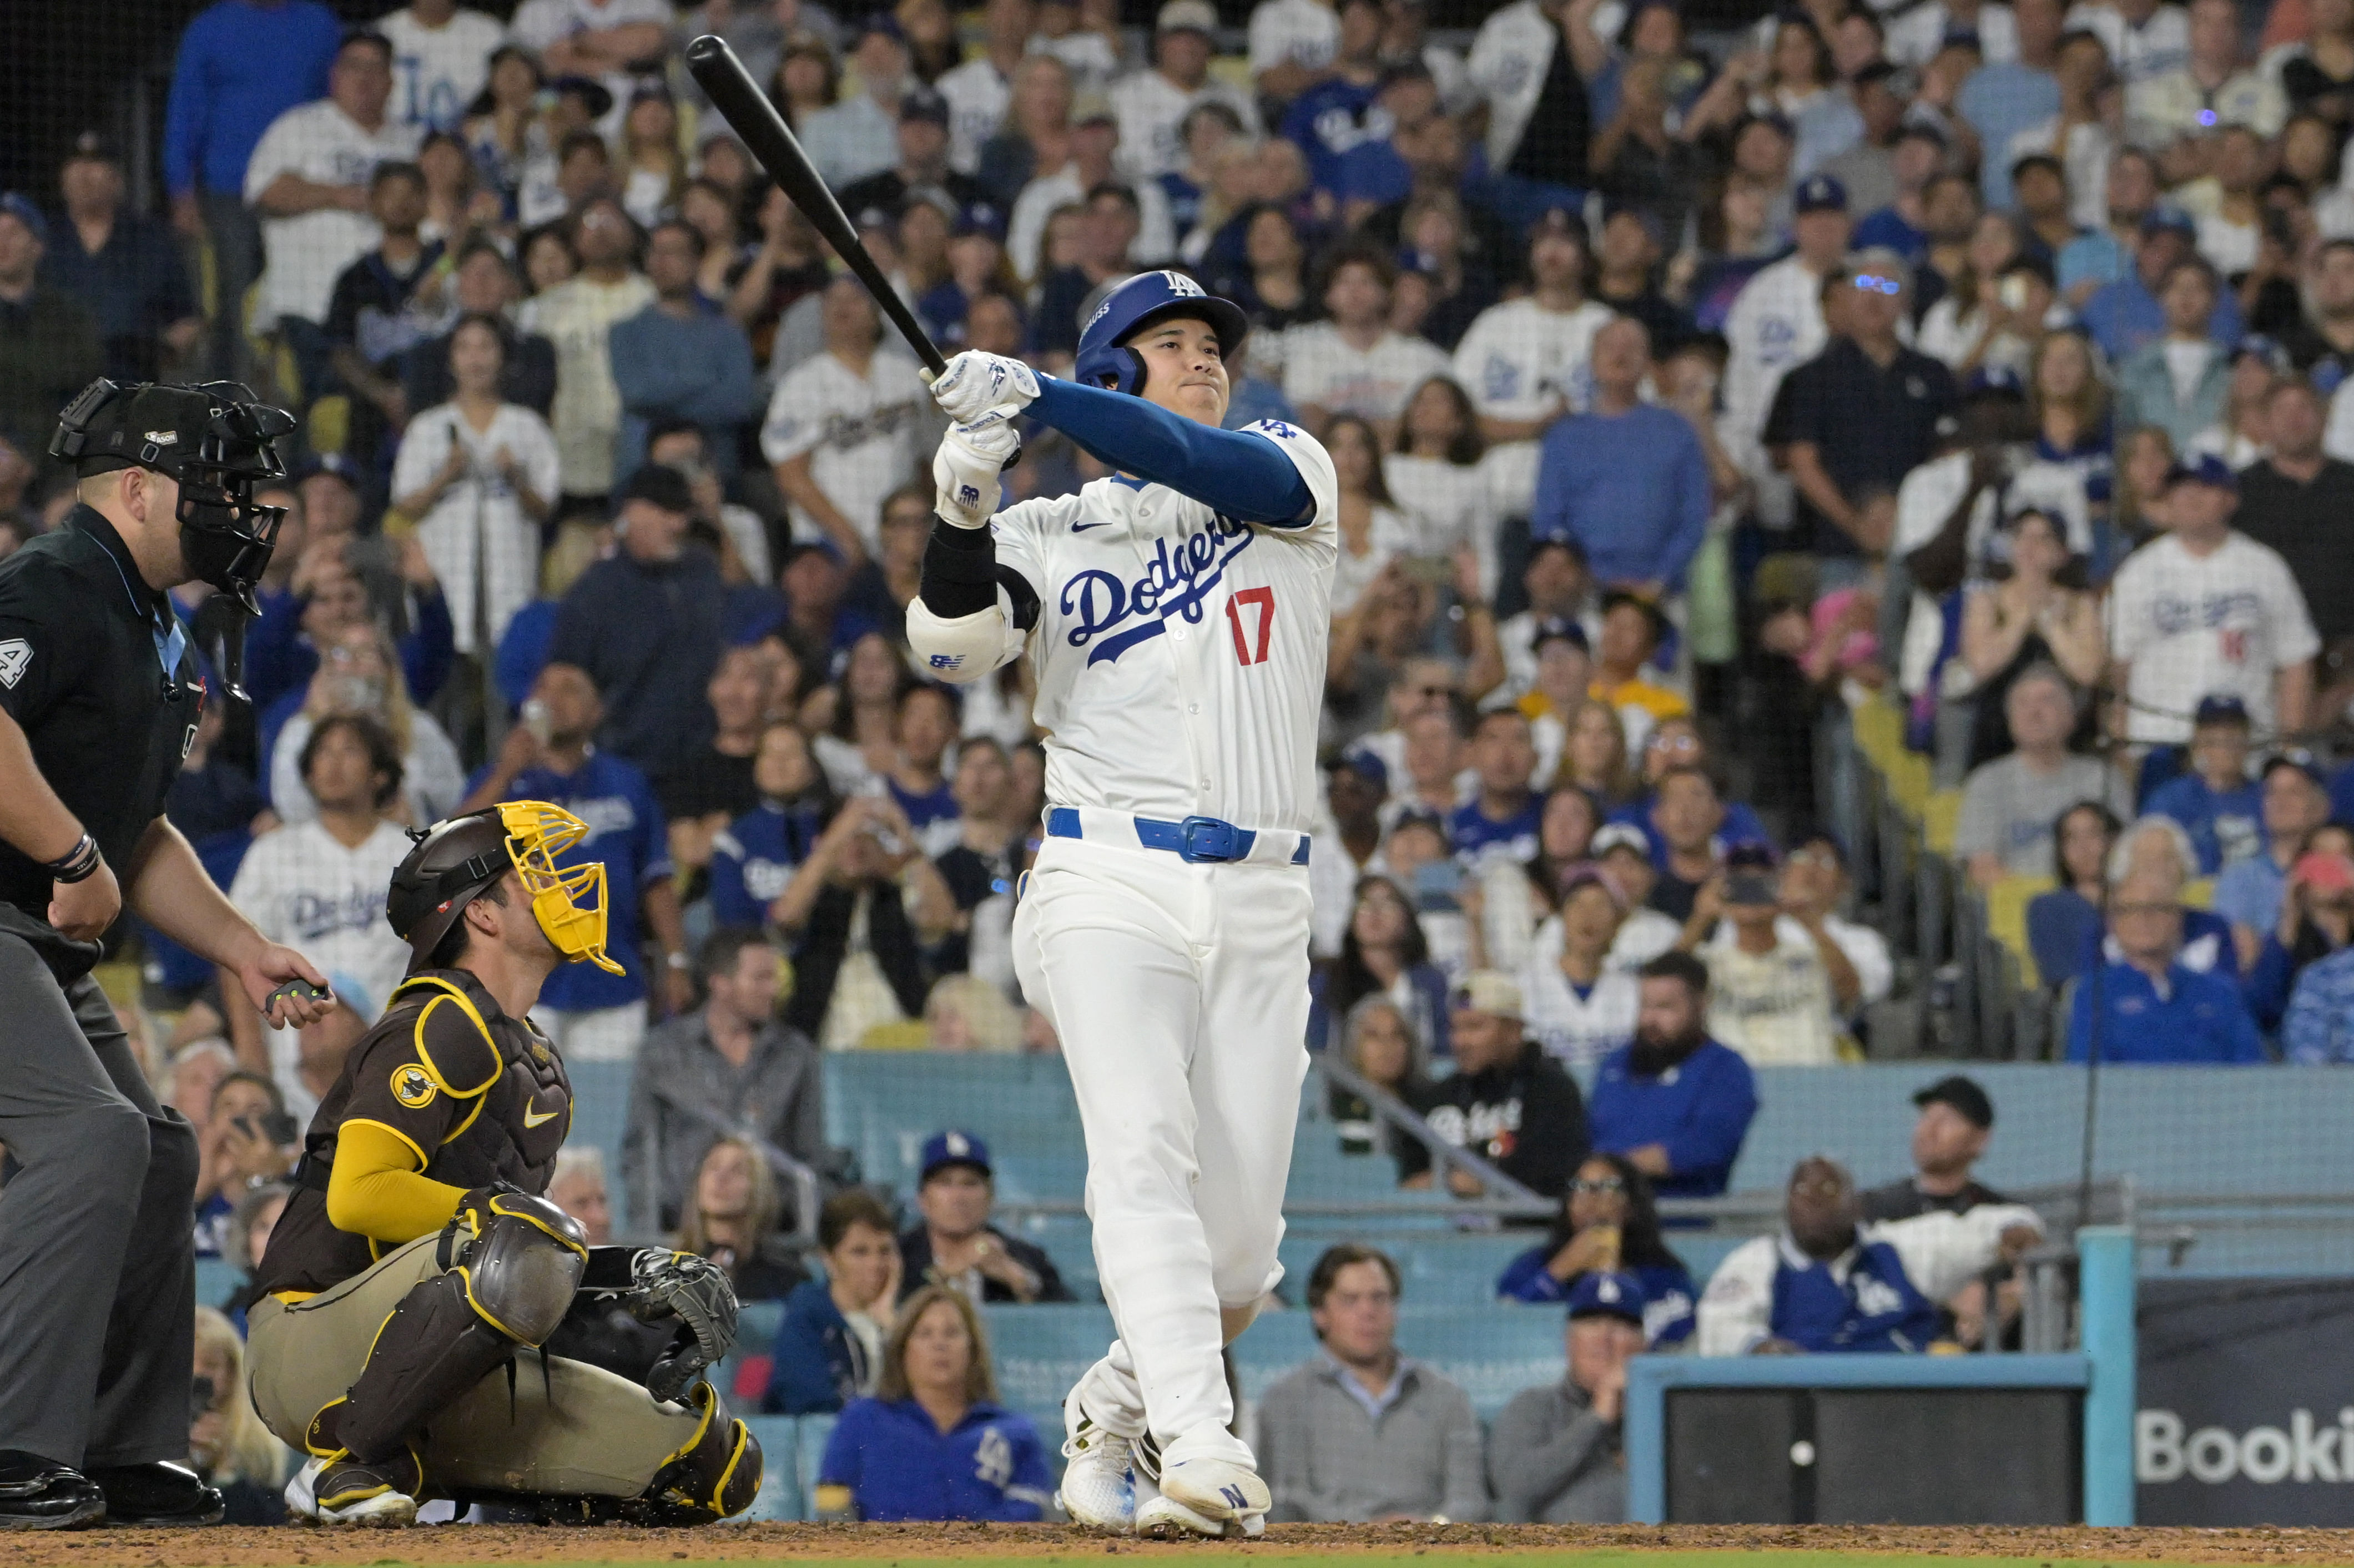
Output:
[1014, 835, 1312, 1449]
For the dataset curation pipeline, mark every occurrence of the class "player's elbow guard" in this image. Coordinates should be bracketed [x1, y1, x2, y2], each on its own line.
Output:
[907, 594, 1024, 684]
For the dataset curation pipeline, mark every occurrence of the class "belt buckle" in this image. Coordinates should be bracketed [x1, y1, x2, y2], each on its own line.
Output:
[1176, 815, 1239, 863]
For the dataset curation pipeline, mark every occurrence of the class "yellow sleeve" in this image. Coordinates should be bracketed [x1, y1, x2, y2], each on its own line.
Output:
[324, 1120, 470, 1244]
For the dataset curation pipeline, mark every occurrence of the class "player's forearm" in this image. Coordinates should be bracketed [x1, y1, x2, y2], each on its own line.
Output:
[0, 706, 91, 866]
[125, 817, 268, 967]
[643, 876, 688, 967]
[1027, 379, 1313, 523]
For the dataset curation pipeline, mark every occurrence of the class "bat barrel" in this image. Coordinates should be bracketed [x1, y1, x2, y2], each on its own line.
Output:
[685, 33, 950, 376]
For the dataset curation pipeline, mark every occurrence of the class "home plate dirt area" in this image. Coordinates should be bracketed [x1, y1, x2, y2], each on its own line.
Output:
[23, 1522, 2354, 1568]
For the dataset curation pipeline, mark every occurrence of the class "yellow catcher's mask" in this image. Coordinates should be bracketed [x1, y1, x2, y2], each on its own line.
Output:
[497, 800, 624, 975]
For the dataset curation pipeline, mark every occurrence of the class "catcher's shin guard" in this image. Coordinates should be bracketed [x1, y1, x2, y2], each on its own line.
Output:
[639, 1382, 761, 1523]
[326, 1271, 516, 1466]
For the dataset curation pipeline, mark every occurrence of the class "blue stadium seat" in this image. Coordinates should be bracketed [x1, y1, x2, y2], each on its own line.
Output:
[564, 1057, 638, 1227]
[740, 1415, 802, 1520]
[796, 1413, 838, 1516]
[194, 1254, 241, 1313]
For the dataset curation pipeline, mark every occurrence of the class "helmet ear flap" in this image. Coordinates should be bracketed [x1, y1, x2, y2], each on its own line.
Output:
[1115, 346, 1148, 395]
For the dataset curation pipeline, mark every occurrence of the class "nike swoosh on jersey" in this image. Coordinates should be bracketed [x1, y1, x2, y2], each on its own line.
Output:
[523, 1101, 560, 1128]
[1071, 520, 1112, 532]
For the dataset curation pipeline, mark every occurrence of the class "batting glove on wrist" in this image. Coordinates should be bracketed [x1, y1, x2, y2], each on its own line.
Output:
[934, 418, 1022, 528]
[931, 350, 1040, 425]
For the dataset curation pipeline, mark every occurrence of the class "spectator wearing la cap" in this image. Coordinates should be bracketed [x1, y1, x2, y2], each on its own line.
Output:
[1401, 972, 1588, 1202]
[1587, 951, 1758, 1198]
[2145, 695, 2265, 874]
[2215, 754, 2332, 961]
[0, 192, 100, 485]
[1680, 842, 1848, 1066]
[898, 1132, 1074, 1305]
[1488, 1270, 1646, 1523]
[40, 133, 200, 385]
[2106, 452, 2317, 756]
[1532, 317, 1712, 612]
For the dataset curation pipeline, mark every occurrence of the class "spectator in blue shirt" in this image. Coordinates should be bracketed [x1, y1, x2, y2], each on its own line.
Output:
[2027, 799, 2124, 990]
[710, 721, 833, 929]
[545, 464, 732, 788]
[815, 1284, 1053, 1522]
[2078, 207, 2244, 362]
[765, 1189, 903, 1415]
[1586, 952, 1758, 1197]
[162, 0, 342, 380]
[2284, 940, 2354, 1064]
[460, 661, 692, 1061]
[1449, 709, 1544, 868]
[1279, 0, 1397, 207]
[1531, 316, 1711, 598]
[609, 220, 761, 488]
[2213, 757, 2332, 960]
[1495, 1151, 1697, 1347]
[2240, 831, 2354, 1032]
[2145, 695, 2264, 875]
[2066, 861, 2265, 1062]
[1956, 0, 2063, 206]
[41, 133, 201, 384]
[2055, 147, 2159, 307]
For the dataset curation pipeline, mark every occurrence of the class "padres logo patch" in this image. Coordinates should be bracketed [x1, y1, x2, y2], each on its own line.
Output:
[391, 1063, 437, 1110]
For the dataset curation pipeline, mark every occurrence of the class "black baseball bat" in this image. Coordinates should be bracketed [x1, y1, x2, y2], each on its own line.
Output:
[686, 33, 950, 379]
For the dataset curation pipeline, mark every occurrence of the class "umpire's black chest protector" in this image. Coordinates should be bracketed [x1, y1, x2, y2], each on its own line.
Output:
[0, 507, 203, 926]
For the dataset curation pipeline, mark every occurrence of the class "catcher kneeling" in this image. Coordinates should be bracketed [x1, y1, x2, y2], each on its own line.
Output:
[246, 804, 760, 1527]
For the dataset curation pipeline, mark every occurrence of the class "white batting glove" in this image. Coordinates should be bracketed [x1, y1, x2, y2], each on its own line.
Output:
[932, 419, 1021, 528]
[930, 350, 1040, 426]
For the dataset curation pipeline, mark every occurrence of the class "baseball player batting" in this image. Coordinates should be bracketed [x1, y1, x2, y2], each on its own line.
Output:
[906, 271, 1338, 1539]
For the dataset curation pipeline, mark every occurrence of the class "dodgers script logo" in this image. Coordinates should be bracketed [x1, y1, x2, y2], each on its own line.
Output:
[1060, 515, 1254, 667]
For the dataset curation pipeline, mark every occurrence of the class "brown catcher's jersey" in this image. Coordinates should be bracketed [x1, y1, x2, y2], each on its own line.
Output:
[258, 967, 574, 1296]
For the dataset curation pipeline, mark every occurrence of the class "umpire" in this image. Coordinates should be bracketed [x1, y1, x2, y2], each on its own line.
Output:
[0, 379, 332, 1530]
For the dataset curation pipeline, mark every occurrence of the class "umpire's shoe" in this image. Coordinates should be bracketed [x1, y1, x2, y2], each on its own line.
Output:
[0, 1451, 106, 1530]
[90, 1461, 225, 1527]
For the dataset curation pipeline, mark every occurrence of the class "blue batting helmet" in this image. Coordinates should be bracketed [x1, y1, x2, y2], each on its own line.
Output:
[1072, 270, 1250, 396]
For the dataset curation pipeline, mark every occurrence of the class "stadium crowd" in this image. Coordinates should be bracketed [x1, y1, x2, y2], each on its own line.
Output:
[4, 0, 2354, 1526]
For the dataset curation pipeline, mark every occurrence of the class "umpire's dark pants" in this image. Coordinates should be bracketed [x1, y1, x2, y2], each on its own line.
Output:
[0, 932, 198, 1468]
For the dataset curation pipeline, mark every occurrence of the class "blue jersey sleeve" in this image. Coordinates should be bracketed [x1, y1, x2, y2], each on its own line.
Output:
[1027, 377, 1315, 524]
[1495, 1244, 1567, 1303]
[634, 768, 674, 881]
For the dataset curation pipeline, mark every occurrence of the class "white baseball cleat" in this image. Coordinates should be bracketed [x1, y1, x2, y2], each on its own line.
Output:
[1140, 1429, 1269, 1540]
[1056, 1385, 1136, 1532]
[283, 1456, 418, 1529]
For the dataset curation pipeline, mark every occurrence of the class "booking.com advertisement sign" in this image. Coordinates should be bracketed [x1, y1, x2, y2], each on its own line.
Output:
[2138, 1279, 2354, 1524]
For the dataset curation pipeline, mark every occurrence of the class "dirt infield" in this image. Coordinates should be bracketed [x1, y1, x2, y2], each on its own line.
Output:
[20, 1522, 2354, 1567]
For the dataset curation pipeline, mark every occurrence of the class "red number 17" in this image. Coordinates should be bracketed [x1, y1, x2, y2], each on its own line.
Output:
[1224, 586, 1275, 665]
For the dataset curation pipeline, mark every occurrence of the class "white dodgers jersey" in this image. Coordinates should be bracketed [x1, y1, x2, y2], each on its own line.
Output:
[982, 419, 1339, 834]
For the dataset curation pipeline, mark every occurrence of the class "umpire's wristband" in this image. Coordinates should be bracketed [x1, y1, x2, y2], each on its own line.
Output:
[46, 833, 102, 884]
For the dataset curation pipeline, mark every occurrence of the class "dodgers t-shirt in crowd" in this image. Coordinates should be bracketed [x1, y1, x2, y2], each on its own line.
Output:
[474, 751, 670, 1010]
[1448, 795, 1543, 866]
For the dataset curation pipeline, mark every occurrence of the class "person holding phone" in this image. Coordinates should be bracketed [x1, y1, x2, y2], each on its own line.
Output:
[193, 1071, 299, 1257]
[1680, 843, 1847, 1066]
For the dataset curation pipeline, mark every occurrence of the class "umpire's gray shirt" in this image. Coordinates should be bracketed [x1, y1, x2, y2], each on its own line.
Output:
[1255, 1354, 1490, 1522]
[1488, 1378, 1627, 1522]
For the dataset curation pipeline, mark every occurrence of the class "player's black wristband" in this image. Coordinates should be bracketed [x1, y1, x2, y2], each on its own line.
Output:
[46, 834, 102, 884]
[920, 512, 999, 619]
